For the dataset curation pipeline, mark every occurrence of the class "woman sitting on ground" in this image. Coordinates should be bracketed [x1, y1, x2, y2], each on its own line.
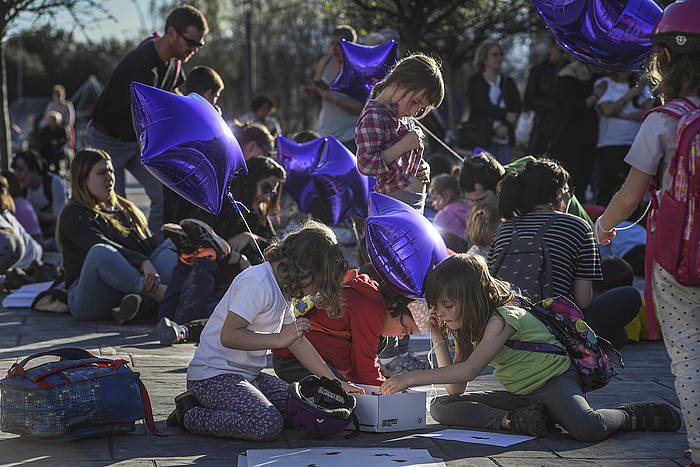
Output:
[11, 150, 67, 245]
[488, 159, 639, 347]
[155, 156, 287, 344]
[57, 148, 178, 323]
[0, 175, 43, 273]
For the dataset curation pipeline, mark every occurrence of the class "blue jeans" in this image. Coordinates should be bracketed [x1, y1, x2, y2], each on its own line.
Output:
[159, 258, 222, 324]
[68, 240, 178, 320]
[86, 124, 164, 240]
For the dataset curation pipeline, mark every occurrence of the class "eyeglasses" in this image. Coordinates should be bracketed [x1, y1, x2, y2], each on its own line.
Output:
[178, 31, 205, 48]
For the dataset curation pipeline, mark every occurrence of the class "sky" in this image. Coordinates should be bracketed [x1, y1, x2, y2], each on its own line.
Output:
[10, 0, 157, 42]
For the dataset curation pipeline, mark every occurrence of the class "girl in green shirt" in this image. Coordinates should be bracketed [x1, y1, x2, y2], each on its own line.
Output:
[381, 254, 680, 441]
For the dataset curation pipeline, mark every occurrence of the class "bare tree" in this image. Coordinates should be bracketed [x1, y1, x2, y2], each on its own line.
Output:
[0, 0, 107, 170]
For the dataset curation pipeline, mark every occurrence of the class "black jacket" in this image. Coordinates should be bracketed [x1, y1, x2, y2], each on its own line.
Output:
[523, 59, 562, 153]
[59, 201, 158, 287]
[466, 72, 522, 145]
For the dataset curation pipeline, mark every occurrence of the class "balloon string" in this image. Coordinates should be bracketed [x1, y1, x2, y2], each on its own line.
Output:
[229, 194, 266, 260]
[413, 119, 464, 163]
[612, 201, 651, 231]
[230, 193, 300, 338]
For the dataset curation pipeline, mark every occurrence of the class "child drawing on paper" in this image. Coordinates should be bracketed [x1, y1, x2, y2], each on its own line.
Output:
[380, 254, 680, 441]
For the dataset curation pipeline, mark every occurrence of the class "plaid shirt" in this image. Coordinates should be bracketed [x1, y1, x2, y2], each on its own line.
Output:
[355, 99, 423, 194]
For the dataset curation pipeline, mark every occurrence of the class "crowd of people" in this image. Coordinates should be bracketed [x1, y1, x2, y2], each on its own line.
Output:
[2, 3, 699, 466]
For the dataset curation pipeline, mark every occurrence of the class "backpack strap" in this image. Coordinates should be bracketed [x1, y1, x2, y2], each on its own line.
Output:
[138, 380, 167, 437]
[504, 339, 567, 355]
[645, 98, 698, 120]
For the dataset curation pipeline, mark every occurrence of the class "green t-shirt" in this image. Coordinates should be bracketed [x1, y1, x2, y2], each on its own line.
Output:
[504, 156, 593, 228]
[487, 305, 571, 395]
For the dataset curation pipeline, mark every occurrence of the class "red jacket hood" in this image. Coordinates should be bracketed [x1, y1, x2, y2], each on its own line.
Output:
[343, 269, 385, 304]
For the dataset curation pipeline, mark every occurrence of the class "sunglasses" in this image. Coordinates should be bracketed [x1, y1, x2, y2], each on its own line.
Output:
[178, 31, 205, 48]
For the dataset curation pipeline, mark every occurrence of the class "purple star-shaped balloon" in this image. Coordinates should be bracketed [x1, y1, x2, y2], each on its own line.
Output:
[532, 0, 662, 72]
[366, 192, 448, 298]
[131, 82, 247, 214]
[277, 135, 370, 225]
[329, 40, 399, 102]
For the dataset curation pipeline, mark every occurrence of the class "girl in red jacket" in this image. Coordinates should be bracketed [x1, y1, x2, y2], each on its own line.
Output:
[272, 268, 421, 386]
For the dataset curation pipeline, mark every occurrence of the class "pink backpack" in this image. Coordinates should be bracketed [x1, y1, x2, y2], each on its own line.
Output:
[644, 98, 700, 338]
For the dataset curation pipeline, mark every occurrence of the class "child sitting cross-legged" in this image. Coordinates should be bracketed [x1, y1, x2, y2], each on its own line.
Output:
[380, 254, 681, 441]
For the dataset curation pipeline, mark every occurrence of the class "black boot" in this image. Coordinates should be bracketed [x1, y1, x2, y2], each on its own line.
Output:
[618, 403, 681, 432]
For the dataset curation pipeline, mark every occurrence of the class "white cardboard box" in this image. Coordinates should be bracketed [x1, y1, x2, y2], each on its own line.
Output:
[351, 384, 426, 432]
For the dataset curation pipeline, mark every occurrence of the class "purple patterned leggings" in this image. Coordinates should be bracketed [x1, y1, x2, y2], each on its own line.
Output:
[184, 372, 289, 441]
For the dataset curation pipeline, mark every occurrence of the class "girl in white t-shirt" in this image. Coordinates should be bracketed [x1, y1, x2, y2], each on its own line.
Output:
[176, 221, 360, 441]
[595, 4, 700, 464]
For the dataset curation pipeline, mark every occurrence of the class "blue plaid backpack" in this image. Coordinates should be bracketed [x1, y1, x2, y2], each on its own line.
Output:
[504, 296, 624, 393]
[0, 348, 165, 441]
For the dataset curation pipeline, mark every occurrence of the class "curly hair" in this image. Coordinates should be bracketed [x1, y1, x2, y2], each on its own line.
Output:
[264, 220, 348, 317]
[424, 254, 515, 362]
[646, 48, 700, 102]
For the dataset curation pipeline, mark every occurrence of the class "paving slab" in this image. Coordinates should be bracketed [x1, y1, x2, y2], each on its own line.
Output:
[0, 304, 690, 466]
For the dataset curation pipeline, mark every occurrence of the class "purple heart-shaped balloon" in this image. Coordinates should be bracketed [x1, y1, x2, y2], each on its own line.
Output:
[366, 192, 449, 298]
[131, 82, 247, 214]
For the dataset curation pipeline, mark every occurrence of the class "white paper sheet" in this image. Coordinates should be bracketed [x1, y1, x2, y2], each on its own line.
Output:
[2, 281, 53, 308]
[244, 447, 445, 466]
[419, 428, 535, 447]
[237, 453, 247, 467]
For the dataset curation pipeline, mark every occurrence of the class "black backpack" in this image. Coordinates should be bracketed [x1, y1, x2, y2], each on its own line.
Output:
[491, 216, 557, 302]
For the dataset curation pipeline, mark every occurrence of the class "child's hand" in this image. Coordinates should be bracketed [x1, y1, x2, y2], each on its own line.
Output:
[400, 129, 423, 153]
[278, 318, 311, 347]
[341, 381, 365, 394]
[416, 158, 431, 185]
[380, 373, 413, 394]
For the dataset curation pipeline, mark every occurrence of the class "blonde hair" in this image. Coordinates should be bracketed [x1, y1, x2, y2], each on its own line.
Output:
[63, 148, 149, 240]
[467, 202, 501, 248]
[473, 40, 503, 72]
[424, 254, 514, 362]
[370, 53, 445, 119]
[264, 220, 348, 317]
[0, 176, 15, 214]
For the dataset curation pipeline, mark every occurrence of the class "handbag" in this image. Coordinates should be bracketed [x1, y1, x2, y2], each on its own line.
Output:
[0, 347, 165, 441]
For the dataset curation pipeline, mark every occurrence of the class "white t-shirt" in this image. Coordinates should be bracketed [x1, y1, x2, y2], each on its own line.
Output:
[595, 77, 643, 148]
[487, 74, 508, 144]
[26, 175, 68, 218]
[187, 262, 295, 382]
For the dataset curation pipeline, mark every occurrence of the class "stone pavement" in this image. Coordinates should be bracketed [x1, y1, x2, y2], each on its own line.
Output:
[0, 302, 690, 467]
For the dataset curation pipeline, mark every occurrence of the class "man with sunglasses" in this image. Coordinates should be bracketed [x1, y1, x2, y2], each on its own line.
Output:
[87, 5, 208, 240]
[459, 152, 593, 228]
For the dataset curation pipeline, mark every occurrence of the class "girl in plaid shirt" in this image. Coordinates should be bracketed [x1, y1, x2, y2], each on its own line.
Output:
[355, 53, 445, 212]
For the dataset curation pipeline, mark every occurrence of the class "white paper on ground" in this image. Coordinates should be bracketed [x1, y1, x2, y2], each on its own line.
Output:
[419, 428, 535, 447]
[2, 281, 53, 308]
[237, 453, 247, 467]
[244, 447, 445, 467]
